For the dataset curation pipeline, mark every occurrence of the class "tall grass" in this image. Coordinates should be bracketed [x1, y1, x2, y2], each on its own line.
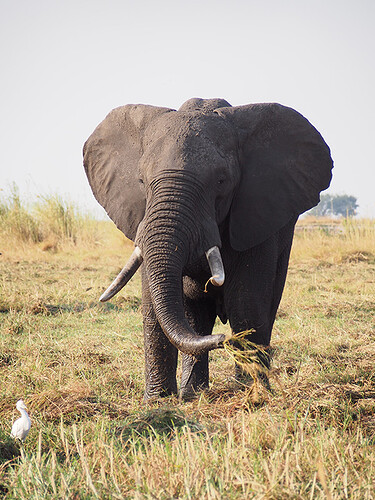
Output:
[0, 186, 41, 243]
[3, 416, 373, 498]
[0, 185, 119, 250]
[293, 216, 375, 263]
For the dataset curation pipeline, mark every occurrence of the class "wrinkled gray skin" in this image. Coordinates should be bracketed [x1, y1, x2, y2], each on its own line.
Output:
[84, 98, 333, 400]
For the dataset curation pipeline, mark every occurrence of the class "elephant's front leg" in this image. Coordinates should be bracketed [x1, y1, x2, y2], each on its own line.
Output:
[180, 278, 217, 400]
[141, 269, 178, 399]
[225, 219, 296, 385]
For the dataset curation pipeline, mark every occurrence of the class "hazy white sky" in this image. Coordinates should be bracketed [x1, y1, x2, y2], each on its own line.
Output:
[0, 0, 374, 216]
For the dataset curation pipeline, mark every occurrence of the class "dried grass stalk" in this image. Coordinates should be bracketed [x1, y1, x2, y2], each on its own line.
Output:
[223, 330, 270, 405]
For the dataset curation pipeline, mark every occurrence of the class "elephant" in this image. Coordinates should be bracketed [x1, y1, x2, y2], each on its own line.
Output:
[83, 98, 333, 400]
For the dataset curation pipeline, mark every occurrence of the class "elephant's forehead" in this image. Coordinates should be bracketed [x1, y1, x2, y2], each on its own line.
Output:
[143, 112, 236, 157]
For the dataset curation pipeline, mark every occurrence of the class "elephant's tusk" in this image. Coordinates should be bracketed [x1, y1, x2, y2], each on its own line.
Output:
[99, 246, 143, 302]
[205, 246, 225, 287]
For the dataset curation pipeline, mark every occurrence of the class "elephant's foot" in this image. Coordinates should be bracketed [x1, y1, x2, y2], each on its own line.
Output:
[235, 363, 255, 386]
[143, 369, 178, 402]
[179, 380, 208, 401]
[235, 364, 272, 393]
[180, 353, 209, 401]
[143, 385, 178, 401]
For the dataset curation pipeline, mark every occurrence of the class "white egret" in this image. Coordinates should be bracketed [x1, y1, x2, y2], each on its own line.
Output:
[10, 400, 31, 442]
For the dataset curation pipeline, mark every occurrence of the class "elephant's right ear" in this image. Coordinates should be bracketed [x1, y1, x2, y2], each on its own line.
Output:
[83, 104, 173, 240]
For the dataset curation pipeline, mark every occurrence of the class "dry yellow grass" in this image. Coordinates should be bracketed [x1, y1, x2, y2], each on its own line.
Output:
[294, 216, 375, 262]
[0, 204, 374, 498]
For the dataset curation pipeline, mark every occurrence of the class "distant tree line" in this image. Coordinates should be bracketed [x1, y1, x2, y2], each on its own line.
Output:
[308, 194, 358, 217]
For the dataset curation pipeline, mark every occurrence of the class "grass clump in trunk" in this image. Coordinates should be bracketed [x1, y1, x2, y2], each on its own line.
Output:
[223, 330, 271, 405]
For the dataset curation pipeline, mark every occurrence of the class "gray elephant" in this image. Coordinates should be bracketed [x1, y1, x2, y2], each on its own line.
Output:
[83, 98, 333, 400]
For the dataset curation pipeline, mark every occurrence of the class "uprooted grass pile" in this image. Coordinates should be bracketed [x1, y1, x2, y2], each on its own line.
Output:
[115, 408, 203, 442]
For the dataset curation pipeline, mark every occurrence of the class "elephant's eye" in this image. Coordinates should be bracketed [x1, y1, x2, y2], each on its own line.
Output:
[139, 178, 144, 185]
[218, 178, 225, 186]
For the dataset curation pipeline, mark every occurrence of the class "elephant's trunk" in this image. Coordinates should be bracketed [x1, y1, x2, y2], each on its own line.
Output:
[139, 177, 226, 356]
[144, 239, 225, 356]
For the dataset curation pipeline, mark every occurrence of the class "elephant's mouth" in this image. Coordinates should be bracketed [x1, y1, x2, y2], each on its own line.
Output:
[99, 245, 225, 302]
[99, 244, 226, 356]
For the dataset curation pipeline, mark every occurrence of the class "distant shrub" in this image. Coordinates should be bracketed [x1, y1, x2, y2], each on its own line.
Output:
[308, 193, 358, 217]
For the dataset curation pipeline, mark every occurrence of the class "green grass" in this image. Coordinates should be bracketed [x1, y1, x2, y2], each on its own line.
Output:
[0, 195, 374, 498]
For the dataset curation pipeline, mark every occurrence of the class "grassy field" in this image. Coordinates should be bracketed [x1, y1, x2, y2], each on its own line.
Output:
[0, 192, 374, 498]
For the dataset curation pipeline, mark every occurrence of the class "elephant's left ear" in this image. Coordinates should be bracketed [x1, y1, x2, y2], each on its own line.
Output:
[216, 103, 333, 251]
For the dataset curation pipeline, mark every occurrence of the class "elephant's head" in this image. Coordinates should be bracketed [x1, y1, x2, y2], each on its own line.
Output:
[83, 98, 333, 355]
